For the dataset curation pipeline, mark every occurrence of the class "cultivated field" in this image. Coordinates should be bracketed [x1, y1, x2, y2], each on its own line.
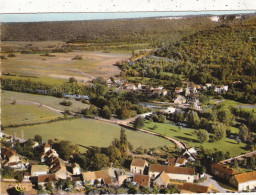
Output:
[144, 121, 247, 157]
[3, 118, 174, 151]
[2, 91, 90, 113]
[1, 42, 131, 82]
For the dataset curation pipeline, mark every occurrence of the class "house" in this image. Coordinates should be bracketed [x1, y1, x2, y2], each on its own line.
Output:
[214, 85, 229, 93]
[71, 175, 84, 187]
[124, 83, 137, 90]
[205, 83, 213, 88]
[41, 145, 59, 163]
[229, 171, 256, 191]
[31, 165, 48, 176]
[174, 95, 186, 104]
[44, 143, 51, 153]
[153, 171, 170, 187]
[37, 174, 56, 186]
[32, 141, 39, 148]
[24, 171, 31, 181]
[211, 163, 240, 183]
[72, 163, 81, 175]
[161, 107, 176, 114]
[133, 174, 150, 187]
[152, 88, 162, 95]
[165, 157, 187, 167]
[165, 157, 177, 166]
[183, 148, 197, 162]
[130, 159, 148, 174]
[136, 83, 142, 89]
[1, 148, 23, 169]
[149, 164, 197, 183]
[188, 84, 198, 94]
[49, 157, 68, 180]
[175, 158, 188, 167]
[155, 86, 164, 90]
[162, 89, 168, 96]
[139, 112, 153, 119]
[175, 87, 183, 94]
[82, 170, 112, 186]
[178, 183, 218, 193]
[105, 167, 132, 186]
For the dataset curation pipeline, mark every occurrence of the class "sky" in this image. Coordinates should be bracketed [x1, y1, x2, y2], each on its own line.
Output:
[1, 11, 255, 23]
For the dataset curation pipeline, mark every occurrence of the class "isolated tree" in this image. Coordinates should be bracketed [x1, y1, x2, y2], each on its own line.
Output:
[212, 122, 226, 141]
[120, 128, 128, 146]
[34, 134, 42, 144]
[197, 129, 209, 143]
[69, 77, 77, 83]
[133, 117, 145, 130]
[102, 105, 112, 119]
[238, 124, 249, 142]
[187, 110, 200, 129]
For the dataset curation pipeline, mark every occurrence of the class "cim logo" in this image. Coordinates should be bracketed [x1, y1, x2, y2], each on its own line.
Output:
[15, 183, 24, 192]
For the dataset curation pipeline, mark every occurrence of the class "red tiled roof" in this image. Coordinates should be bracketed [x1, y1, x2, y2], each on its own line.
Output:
[212, 163, 240, 176]
[133, 174, 150, 187]
[178, 183, 211, 193]
[2, 148, 18, 158]
[44, 143, 50, 148]
[176, 158, 186, 164]
[38, 174, 55, 183]
[131, 159, 147, 167]
[166, 157, 176, 165]
[149, 164, 195, 175]
[234, 172, 256, 184]
[154, 171, 170, 185]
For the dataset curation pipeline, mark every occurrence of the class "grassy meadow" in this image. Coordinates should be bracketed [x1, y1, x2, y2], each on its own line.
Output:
[4, 119, 174, 151]
[144, 121, 248, 157]
[2, 91, 90, 113]
[1, 103, 62, 127]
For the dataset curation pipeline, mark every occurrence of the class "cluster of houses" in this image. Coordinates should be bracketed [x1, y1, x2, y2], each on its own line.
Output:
[1, 142, 215, 193]
[106, 77, 229, 111]
[3, 136, 256, 193]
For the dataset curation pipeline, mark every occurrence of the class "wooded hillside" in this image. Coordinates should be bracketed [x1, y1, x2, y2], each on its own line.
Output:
[1, 17, 216, 47]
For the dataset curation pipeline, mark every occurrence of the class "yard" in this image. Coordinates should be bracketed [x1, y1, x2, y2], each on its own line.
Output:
[144, 121, 248, 157]
[2, 91, 90, 113]
[3, 118, 174, 151]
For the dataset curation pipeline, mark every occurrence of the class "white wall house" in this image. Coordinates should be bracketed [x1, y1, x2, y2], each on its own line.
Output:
[229, 172, 256, 191]
[149, 164, 197, 183]
[130, 159, 148, 174]
[31, 165, 48, 176]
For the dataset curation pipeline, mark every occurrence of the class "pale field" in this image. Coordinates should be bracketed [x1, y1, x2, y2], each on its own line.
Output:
[1, 41, 131, 81]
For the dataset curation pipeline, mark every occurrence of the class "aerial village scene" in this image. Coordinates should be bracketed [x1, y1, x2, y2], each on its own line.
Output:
[1, 9, 256, 194]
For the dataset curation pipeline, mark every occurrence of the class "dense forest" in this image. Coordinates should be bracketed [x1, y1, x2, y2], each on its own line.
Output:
[155, 16, 256, 83]
[2, 17, 217, 47]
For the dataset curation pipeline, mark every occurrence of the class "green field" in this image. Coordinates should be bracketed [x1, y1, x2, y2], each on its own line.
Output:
[144, 121, 248, 157]
[1, 103, 62, 127]
[2, 91, 90, 113]
[3, 119, 173, 151]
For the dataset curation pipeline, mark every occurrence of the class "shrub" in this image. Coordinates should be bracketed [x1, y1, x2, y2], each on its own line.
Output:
[72, 55, 82, 60]
[7, 53, 16, 57]
[60, 100, 72, 106]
